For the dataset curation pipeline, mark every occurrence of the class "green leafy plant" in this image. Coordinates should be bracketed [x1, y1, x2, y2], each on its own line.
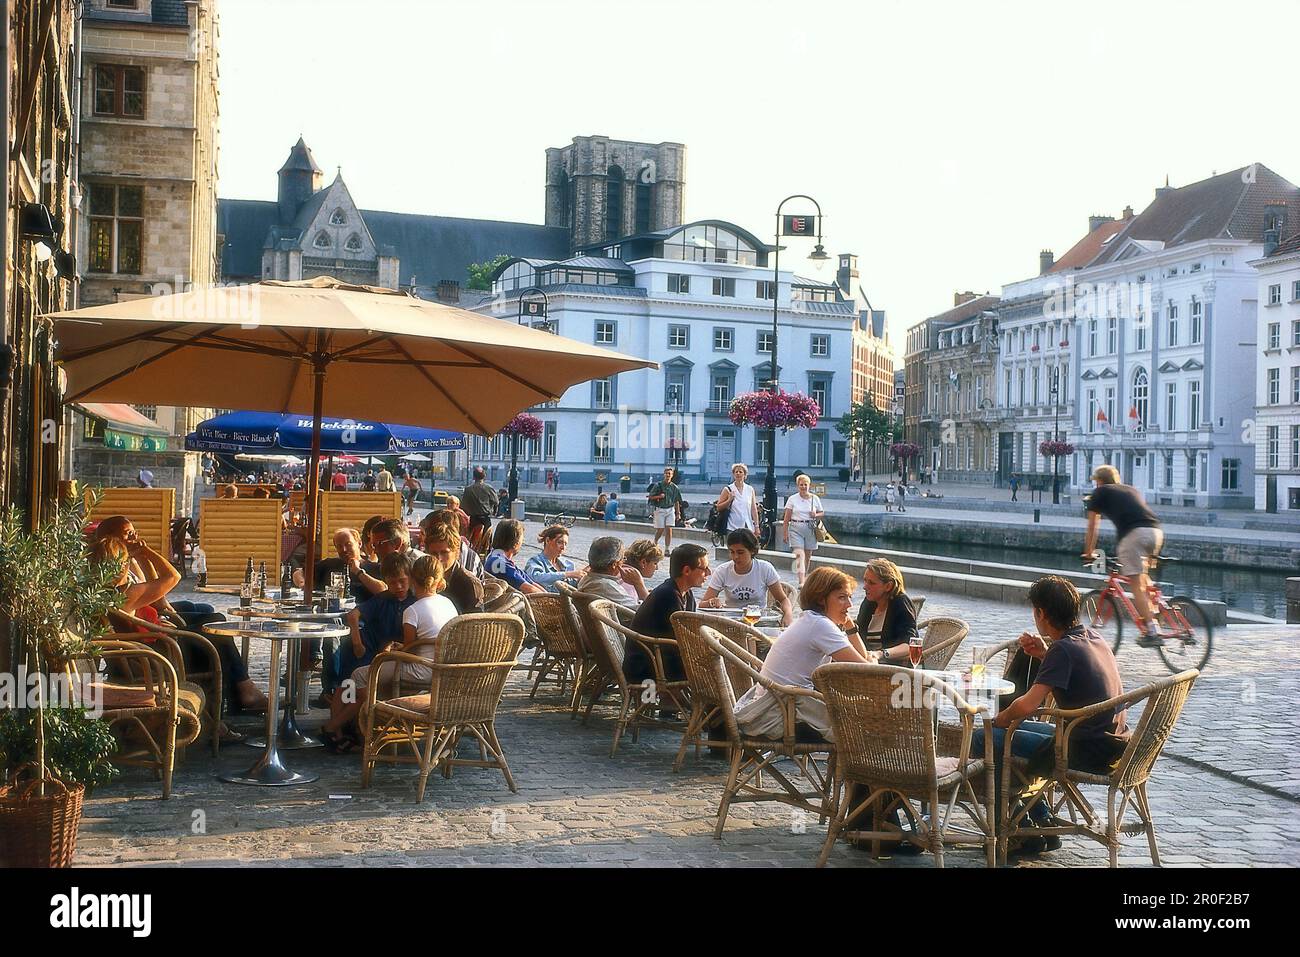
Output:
[0, 492, 123, 787]
[0, 707, 118, 790]
[466, 253, 510, 291]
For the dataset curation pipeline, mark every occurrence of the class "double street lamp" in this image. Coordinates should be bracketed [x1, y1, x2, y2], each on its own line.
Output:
[508, 287, 550, 507]
[1050, 368, 1062, 504]
[763, 195, 830, 546]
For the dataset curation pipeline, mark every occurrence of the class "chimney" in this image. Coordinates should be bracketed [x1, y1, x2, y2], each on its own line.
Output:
[1263, 204, 1287, 256]
[436, 279, 460, 303]
[1088, 215, 1115, 233]
[1123, 205, 1135, 220]
[954, 291, 979, 307]
[1039, 250, 1055, 275]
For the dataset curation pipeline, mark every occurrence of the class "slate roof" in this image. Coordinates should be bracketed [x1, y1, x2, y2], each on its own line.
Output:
[84, 0, 190, 26]
[279, 137, 323, 174]
[218, 199, 571, 286]
[1092, 164, 1300, 265]
[151, 0, 189, 26]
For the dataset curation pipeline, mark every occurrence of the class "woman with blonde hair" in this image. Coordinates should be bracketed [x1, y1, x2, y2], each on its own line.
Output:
[850, 557, 919, 665]
[623, 539, 665, 582]
[714, 462, 760, 533]
[733, 566, 868, 741]
[782, 473, 825, 586]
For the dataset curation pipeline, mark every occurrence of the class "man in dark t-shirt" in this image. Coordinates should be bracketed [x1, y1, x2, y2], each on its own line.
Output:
[973, 575, 1130, 854]
[1083, 465, 1164, 645]
[625, 543, 709, 684]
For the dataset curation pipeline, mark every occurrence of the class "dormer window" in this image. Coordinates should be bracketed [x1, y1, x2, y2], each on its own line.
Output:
[313, 231, 332, 249]
[344, 233, 362, 252]
[329, 208, 347, 226]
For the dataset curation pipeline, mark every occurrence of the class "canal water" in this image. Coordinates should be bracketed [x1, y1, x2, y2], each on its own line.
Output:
[834, 531, 1292, 619]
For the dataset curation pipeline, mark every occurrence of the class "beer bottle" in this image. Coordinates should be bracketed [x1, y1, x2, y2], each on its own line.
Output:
[257, 561, 268, 598]
[244, 557, 254, 584]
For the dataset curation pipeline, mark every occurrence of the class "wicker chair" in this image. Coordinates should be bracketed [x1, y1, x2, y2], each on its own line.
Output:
[520, 592, 578, 700]
[669, 611, 771, 771]
[812, 662, 996, 867]
[694, 626, 835, 838]
[997, 669, 1198, 867]
[109, 610, 223, 756]
[70, 639, 205, 799]
[360, 614, 524, 802]
[916, 616, 970, 671]
[558, 583, 637, 721]
[585, 600, 689, 757]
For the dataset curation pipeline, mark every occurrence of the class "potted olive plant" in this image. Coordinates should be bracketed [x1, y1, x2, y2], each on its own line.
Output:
[0, 496, 122, 867]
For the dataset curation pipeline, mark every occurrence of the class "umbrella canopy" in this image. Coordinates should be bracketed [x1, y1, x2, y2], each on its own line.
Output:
[185, 410, 465, 455]
[51, 276, 656, 599]
[401, 453, 432, 462]
[51, 276, 652, 434]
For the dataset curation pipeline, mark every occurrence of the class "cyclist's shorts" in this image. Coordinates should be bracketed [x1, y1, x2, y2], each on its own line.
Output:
[1117, 526, 1163, 576]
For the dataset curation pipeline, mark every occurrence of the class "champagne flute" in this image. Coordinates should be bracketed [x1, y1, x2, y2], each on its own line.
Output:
[908, 635, 924, 668]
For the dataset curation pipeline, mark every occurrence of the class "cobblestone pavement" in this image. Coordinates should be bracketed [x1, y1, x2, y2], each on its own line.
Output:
[76, 521, 1299, 867]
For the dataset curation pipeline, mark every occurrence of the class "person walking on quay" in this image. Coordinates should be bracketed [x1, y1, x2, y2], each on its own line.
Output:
[461, 466, 499, 554]
[782, 473, 825, 587]
[884, 481, 896, 512]
[376, 464, 396, 493]
[897, 480, 908, 512]
[714, 462, 760, 534]
[401, 468, 423, 516]
[1009, 475, 1019, 502]
[648, 465, 682, 551]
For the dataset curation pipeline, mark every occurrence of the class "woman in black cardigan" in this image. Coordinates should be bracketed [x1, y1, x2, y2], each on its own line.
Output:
[849, 558, 919, 664]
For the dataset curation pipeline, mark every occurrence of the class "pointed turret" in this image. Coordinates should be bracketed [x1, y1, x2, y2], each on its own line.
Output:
[277, 137, 323, 224]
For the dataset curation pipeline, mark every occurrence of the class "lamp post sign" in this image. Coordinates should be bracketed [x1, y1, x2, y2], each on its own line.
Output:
[520, 300, 546, 319]
[782, 215, 817, 236]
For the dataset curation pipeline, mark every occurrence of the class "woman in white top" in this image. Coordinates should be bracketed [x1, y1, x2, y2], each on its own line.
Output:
[699, 528, 794, 626]
[733, 567, 867, 740]
[782, 473, 825, 586]
[715, 463, 760, 533]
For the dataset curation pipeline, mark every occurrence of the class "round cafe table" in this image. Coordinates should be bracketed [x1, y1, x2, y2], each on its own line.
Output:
[206, 620, 348, 786]
[227, 600, 356, 748]
[696, 605, 783, 629]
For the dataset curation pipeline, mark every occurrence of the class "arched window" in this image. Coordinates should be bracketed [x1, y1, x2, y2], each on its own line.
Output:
[1132, 368, 1149, 430]
[344, 233, 362, 252]
[329, 208, 347, 226]
[605, 165, 624, 242]
[313, 231, 331, 249]
[635, 180, 652, 233]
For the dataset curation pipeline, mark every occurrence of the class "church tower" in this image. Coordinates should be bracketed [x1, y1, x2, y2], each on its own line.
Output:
[277, 136, 323, 224]
[545, 136, 685, 253]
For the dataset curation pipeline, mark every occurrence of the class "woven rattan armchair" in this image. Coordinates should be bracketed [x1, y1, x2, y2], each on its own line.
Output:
[70, 639, 205, 799]
[109, 609, 223, 756]
[585, 600, 689, 756]
[360, 613, 524, 802]
[997, 669, 1198, 866]
[558, 583, 638, 721]
[695, 626, 835, 838]
[916, 616, 970, 671]
[524, 592, 585, 700]
[812, 662, 996, 867]
[481, 576, 509, 605]
[669, 611, 771, 771]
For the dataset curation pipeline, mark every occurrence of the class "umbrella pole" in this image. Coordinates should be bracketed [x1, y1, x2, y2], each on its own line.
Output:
[302, 359, 326, 607]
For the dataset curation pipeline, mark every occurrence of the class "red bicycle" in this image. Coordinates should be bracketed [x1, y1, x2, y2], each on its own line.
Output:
[1081, 555, 1212, 672]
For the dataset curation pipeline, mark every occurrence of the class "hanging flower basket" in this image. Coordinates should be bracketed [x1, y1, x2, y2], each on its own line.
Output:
[1039, 439, 1075, 458]
[889, 442, 921, 461]
[664, 438, 692, 451]
[728, 391, 821, 432]
[1030, 344, 1040, 352]
[499, 413, 544, 441]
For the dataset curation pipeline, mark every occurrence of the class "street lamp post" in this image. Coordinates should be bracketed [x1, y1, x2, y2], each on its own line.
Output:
[764, 196, 829, 546]
[1051, 368, 1061, 505]
[511, 287, 550, 507]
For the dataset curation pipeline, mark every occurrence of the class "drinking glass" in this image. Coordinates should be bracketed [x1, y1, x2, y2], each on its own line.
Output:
[743, 604, 762, 626]
[908, 635, 924, 667]
[971, 646, 987, 682]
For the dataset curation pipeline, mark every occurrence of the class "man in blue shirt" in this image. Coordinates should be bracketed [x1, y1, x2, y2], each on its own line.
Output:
[603, 493, 621, 523]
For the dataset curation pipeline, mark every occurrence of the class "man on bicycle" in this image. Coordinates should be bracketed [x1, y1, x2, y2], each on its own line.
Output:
[1082, 465, 1164, 647]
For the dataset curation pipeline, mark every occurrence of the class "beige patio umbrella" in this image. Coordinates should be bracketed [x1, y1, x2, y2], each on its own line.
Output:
[50, 276, 656, 596]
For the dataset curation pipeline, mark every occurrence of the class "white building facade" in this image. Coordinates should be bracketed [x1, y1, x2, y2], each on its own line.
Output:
[1251, 233, 1300, 512]
[470, 220, 860, 487]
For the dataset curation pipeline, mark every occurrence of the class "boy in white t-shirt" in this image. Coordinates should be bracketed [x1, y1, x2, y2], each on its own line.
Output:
[699, 528, 794, 626]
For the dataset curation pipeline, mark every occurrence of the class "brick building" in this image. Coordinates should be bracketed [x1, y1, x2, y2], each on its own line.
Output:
[68, 0, 220, 514]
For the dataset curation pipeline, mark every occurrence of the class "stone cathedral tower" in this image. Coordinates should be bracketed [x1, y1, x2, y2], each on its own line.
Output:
[545, 136, 685, 252]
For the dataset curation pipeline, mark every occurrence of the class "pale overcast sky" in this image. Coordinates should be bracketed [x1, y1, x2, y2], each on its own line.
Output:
[217, 0, 1300, 351]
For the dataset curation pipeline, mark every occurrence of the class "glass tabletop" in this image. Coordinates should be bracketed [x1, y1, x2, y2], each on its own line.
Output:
[227, 603, 353, 621]
[923, 669, 1016, 695]
[205, 620, 350, 640]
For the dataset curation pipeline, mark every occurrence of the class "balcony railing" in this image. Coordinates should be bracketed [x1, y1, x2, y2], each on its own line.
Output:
[707, 401, 731, 414]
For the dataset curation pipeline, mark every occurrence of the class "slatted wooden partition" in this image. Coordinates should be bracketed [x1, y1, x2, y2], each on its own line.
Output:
[287, 489, 319, 516]
[318, 491, 402, 557]
[85, 487, 175, 553]
[198, 498, 282, 585]
[232, 483, 281, 498]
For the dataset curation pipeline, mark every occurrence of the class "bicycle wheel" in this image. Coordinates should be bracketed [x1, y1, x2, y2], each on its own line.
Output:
[1158, 597, 1212, 672]
[1082, 589, 1123, 653]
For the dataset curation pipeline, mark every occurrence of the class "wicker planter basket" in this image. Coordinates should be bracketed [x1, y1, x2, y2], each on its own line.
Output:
[0, 767, 84, 868]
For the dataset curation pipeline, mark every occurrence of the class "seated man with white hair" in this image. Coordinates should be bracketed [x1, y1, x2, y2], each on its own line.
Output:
[293, 527, 379, 601]
[576, 536, 649, 607]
